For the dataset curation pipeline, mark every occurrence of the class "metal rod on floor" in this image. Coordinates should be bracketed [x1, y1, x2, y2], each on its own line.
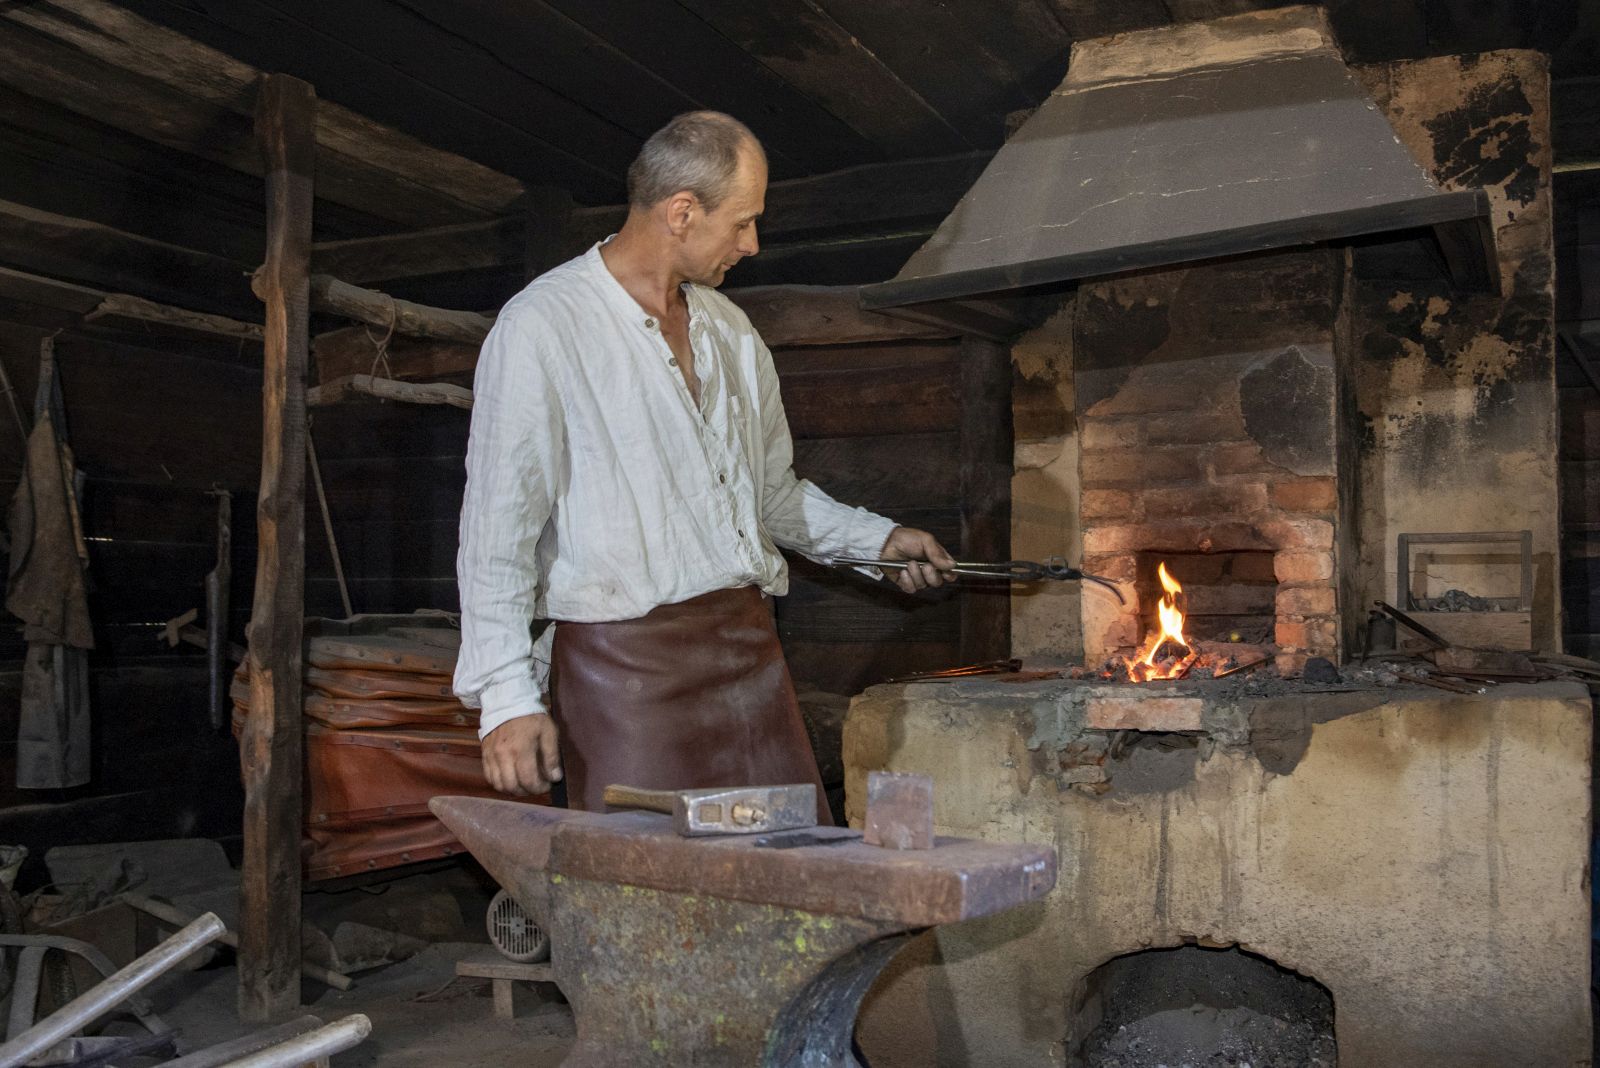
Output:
[218, 1014, 371, 1068]
[159, 1016, 325, 1068]
[0, 913, 226, 1068]
[121, 894, 353, 992]
[306, 422, 354, 619]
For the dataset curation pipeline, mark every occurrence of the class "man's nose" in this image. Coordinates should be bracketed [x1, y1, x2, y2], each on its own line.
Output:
[740, 224, 759, 257]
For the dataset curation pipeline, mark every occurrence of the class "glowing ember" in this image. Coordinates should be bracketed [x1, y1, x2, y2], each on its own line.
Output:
[1124, 562, 1197, 682]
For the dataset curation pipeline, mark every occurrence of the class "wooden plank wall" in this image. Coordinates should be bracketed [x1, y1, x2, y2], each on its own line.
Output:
[1557, 187, 1599, 656]
[302, 402, 467, 617]
[0, 320, 974, 885]
[0, 320, 255, 882]
[302, 337, 970, 697]
[775, 339, 965, 694]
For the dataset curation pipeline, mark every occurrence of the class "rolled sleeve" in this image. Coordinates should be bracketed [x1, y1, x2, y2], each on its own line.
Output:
[454, 316, 565, 734]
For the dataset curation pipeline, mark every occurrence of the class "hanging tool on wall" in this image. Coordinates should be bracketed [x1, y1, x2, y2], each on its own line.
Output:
[829, 554, 1126, 604]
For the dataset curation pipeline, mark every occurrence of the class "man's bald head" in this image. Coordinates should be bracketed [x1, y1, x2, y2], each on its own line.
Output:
[626, 111, 766, 213]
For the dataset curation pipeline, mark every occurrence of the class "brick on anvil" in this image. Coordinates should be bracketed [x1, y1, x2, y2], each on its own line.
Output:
[863, 771, 935, 850]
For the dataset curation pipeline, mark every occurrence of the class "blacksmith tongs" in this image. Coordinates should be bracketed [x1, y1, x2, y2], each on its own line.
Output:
[830, 555, 1126, 604]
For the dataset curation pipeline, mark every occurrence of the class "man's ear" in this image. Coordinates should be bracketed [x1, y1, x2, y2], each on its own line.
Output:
[665, 190, 697, 237]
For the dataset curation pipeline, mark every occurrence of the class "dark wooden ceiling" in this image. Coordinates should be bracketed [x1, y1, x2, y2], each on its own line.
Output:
[111, 0, 1597, 204]
[0, 0, 1595, 311]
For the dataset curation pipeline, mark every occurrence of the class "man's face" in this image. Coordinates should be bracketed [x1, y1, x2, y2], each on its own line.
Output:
[680, 147, 766, 287]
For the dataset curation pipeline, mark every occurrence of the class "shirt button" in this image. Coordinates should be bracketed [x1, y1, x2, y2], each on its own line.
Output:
[644, 318, 656, 328]
[668, 356, 678, 366]
[719, 473, 727, 484]
[736, 529, 746, 538]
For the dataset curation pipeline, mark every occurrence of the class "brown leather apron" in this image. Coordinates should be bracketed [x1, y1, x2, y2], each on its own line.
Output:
[549, 586, 831, 824]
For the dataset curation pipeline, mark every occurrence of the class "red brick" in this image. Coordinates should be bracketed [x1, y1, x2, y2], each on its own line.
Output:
[1082, 489, 1139, 520]
[1082, 525, 1142, 555]
[1085, 694, 1203, 732]
[1276, 586, 1336, 615]
[1275, 651, 1310, 676]
[1087, 616, 1141, 652]
[1143, 483, 1268, 518]
[1081, 447, 1203, 488]
[1258, 517, 1334, 550]
[1209, 443, 1274, 476]
[1080, 420, 1143, 451]
[1274, 551, 1334, 583]
[1269, 478, 1338, 513]
[1275, 617, 1337, 651]
[1143, 410, 1247, 445]
[1087, 379, 1206, 418]
[1082, 553, 1138, 583]
[1275, 621, 1310, 649]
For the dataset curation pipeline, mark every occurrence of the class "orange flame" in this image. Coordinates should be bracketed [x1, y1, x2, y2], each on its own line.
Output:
[1124, 562, 1194, 682]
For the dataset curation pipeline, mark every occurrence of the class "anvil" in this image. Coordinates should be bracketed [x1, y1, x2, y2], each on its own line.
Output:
[430, 796, 1056, 1066]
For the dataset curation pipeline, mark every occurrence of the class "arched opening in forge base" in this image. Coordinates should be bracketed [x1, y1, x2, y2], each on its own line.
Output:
[1066, 944, 1337, 1067]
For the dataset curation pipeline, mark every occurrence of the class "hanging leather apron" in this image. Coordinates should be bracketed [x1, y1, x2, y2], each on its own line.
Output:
[550, 586, 831, 824]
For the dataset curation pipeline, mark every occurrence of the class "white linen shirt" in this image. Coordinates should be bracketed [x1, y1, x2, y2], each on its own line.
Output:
[454, 243, 899, 738]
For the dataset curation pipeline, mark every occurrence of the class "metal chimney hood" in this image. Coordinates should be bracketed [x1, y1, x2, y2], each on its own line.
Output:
[860, 6, 1497, 323]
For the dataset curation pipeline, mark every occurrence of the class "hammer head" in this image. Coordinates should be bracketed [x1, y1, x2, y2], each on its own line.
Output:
[673, 784, 817, 837]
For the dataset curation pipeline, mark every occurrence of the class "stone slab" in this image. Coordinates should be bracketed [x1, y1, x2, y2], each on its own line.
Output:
[1084, 693, 1203, 731]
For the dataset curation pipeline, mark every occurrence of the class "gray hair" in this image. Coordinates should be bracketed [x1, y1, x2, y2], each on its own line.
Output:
[627, 111, 763, 212]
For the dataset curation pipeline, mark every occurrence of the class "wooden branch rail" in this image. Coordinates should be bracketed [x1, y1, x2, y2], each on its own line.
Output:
[85, 293, 262, 343]
[0, 265, 261, 343]
[308, 374, 473, 410]
[302, 282, 960, 390]
[284, 273, 492, 344]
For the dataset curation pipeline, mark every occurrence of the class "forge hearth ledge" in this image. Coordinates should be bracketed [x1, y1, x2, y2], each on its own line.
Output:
[846, 679, 1592, 1067]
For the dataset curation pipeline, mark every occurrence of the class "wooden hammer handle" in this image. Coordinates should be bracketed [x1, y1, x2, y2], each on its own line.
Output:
[602, 784, 675, 813]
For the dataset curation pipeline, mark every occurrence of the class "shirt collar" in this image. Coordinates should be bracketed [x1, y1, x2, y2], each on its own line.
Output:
[585, 238, 706, 333]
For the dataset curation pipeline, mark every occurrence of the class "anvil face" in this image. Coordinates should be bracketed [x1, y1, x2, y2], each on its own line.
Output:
[430, 796, 1056, 1065]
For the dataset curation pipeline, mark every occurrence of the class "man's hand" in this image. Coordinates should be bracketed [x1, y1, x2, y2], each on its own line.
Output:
[880, 526, 958, 594]
[481, 714, 564, 796]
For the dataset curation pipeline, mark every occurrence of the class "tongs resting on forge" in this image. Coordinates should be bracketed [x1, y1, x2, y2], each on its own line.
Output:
[829, 554, 1126, 604]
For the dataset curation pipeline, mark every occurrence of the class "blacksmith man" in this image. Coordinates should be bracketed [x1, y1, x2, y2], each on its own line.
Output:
[454, 111, 954, 817]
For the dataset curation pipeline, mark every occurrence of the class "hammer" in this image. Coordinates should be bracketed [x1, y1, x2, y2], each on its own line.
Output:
[601, 783, 817, 837]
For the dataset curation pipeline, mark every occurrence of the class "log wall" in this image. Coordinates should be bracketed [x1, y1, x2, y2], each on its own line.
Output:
[302, 337, 972, 696]
[0, 320, 256, 883]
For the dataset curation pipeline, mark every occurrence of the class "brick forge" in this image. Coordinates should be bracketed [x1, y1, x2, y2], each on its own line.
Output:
[1075, 250, 1353, 676]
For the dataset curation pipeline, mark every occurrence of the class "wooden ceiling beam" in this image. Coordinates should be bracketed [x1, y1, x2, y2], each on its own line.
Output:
[0, 0, 525, 228]
[673, 0, 970, 157]
[0, 265, 262, 356]
[0, 197, 256, 316]
[311, 151, 992, 284]
[308, 283, 953, 387]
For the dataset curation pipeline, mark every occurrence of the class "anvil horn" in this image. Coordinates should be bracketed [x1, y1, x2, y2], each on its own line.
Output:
[430, 796, 585, 921]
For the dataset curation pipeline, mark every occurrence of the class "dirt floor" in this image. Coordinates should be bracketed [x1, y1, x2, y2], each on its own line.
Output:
[19, 854, 576, 1066]
[145, 942, 574, 1067]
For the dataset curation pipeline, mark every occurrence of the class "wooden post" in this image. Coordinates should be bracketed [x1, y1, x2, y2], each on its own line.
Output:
[240, 72, 314, 1022]
[959, 335, 1012, 662]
